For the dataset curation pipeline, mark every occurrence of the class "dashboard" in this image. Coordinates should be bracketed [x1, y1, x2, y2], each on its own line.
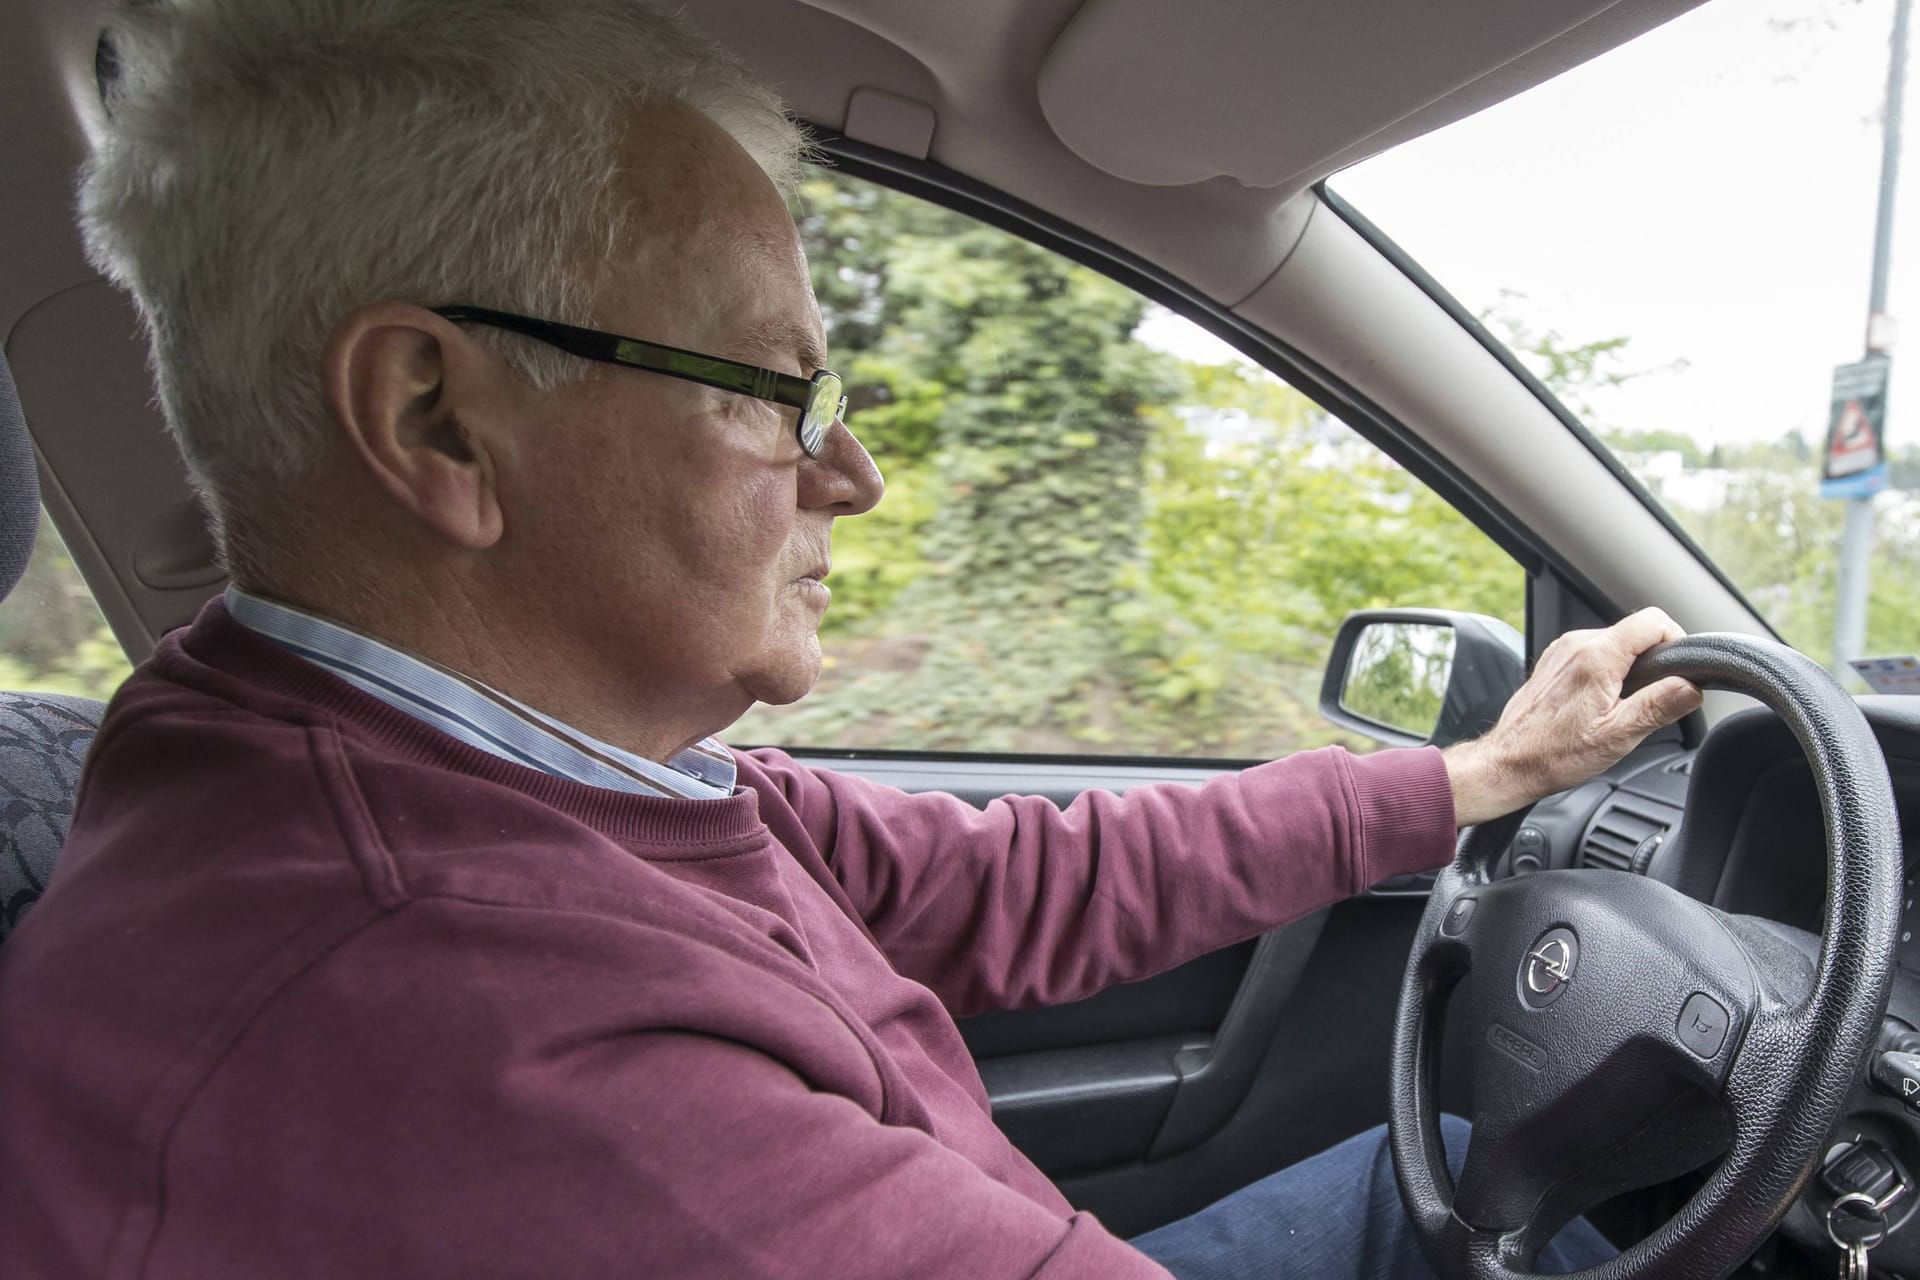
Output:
[1503, 696, 1920, 917]
[1494, 694, 1920, 1272]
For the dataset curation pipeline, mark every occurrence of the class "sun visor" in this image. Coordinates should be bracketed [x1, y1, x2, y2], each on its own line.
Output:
[1037, 0, 1706, 190]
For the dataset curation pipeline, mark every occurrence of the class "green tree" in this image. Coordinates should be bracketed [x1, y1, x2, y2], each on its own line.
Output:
[754, 173, 1190, 751]
[1106, 361, 1519, 753]
[0, 514, 132, 700]
[786, 174, 961, 633]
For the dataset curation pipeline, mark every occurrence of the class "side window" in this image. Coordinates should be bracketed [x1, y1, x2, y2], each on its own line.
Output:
[0, 512, 133, 700]
[731, 172, 1522, 759]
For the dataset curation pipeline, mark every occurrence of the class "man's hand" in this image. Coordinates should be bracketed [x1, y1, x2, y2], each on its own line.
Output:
[1443, 607, 1703, 828]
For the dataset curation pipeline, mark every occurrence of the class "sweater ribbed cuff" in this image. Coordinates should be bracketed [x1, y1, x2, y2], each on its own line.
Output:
[1344, 746, 1457, 887]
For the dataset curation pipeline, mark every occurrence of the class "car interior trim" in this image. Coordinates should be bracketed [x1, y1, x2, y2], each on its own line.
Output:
[840, 86, 937, 161]
[1034, 0, 1704, 190]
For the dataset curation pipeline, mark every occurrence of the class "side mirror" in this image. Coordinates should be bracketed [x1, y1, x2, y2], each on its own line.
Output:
[1319, 609, 1526, 748]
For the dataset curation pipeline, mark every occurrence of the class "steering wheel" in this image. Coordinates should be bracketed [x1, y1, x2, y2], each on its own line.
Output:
[1389, 634, 1902, 1280]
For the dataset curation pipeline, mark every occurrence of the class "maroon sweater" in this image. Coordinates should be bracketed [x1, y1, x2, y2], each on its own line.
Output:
[0, 603, 1456, 1278]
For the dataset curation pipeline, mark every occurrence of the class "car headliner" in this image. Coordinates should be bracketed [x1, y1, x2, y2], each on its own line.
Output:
[0, 0, 1766, 708]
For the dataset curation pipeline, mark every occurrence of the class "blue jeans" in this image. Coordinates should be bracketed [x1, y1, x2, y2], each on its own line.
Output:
[1131, 1117, 1617, 1279]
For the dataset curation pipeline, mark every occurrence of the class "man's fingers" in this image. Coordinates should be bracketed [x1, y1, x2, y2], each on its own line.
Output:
[1608, 606, 1686, 657]
[1615, 674, 1703, 733]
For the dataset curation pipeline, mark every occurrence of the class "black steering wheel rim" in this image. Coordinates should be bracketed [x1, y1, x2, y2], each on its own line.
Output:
[1388, 633, 1903, 1280]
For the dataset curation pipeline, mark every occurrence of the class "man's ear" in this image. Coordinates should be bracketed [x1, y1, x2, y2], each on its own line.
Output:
[320, 304, 507, 550]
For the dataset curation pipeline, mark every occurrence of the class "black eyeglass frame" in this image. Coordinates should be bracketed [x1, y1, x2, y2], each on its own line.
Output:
[432, 305, 846, 458]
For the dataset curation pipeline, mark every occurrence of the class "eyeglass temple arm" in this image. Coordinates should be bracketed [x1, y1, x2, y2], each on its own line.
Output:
[433, 305, 815, 409]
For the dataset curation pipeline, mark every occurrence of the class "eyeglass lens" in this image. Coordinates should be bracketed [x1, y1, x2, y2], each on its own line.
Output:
[802, 373, 844, 457]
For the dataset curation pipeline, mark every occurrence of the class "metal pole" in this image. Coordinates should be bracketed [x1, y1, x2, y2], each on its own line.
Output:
[1835, 0, 1911, 681]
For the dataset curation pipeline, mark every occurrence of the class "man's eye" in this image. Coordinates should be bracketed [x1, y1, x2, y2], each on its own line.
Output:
[738, 396, 794, 437]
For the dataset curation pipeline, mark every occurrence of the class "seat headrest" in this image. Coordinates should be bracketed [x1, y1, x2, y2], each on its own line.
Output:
[0, 351, 42, 599]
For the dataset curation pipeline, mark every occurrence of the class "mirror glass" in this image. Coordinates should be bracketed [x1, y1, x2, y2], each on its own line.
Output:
[1340, 622, 1456, 740]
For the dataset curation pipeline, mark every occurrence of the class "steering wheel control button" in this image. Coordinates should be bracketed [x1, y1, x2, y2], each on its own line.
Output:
[1870, 1050, 1920, 1113]
[1441, 897, 1477, 936]
[1510, 825, 1548, 875]
[1518, 926, 1578, 1009]
[1677, 992, 1731, 1060]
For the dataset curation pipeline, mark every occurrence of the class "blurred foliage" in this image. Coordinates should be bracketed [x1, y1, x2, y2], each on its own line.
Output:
[0, 514, 133, 700]
[735, 172, 1523, 757]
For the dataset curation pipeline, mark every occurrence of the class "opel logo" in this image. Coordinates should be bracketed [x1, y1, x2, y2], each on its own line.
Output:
[1527, 939, 1572, 992]
[1519, 927, 1578, 1009]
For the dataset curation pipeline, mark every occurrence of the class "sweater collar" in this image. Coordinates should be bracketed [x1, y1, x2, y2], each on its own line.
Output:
[144, 598, 767, 848]
[221, 587, 736, 801]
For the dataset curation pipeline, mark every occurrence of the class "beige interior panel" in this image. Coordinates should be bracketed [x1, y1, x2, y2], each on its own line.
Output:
[1039, 0, 1616, 187]
[1036, 0, 1709, 190]
[843, 87, 938, 160]
[0, 0, 107, 341]
[8, 283, 215, 659]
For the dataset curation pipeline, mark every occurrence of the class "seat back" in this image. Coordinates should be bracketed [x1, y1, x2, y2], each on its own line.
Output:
[0, 693, 102, 936]
[0, 352, 105, 943]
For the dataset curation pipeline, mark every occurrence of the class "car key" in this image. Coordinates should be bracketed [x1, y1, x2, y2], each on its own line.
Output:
[1828, 1192, 1887, 1280]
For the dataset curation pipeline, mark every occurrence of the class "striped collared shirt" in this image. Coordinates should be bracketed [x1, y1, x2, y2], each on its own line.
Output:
[224, 587, 735, 800]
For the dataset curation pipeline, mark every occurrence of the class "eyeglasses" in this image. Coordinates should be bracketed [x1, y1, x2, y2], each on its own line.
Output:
[432, 305, 847, 459]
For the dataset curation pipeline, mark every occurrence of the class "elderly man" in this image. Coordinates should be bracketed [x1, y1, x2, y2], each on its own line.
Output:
[0, 1, 1700, 1276]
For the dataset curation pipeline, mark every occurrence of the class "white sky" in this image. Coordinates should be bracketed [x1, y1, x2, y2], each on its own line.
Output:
[1166, 0, 1914, 452]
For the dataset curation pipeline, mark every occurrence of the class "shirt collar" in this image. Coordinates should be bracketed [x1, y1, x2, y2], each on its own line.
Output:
[223, 587, 735, 800]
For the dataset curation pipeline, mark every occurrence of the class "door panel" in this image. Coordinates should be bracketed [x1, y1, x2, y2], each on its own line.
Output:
[958, 940, 1253, 1060]
[1059, 895, 1443, 1237]
[964, 921, 1329, 1177]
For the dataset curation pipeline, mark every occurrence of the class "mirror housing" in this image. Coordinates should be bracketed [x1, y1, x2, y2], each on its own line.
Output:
[1319, 609, 1526, 748]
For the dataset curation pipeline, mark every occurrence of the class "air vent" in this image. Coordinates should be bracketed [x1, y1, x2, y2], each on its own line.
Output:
[1579, 797, 1683, 873]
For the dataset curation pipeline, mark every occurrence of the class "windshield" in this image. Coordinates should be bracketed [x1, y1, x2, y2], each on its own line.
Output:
[1334, 0, 1920, 670]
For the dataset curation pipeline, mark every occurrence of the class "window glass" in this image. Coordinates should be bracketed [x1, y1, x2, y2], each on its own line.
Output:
[0, 512, 133, 699]
[1333, 0, 1920, 667]
[729, 171, 1521, 758]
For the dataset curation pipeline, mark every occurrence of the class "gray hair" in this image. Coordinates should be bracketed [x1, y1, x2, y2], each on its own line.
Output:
[78, 0, 808, 558]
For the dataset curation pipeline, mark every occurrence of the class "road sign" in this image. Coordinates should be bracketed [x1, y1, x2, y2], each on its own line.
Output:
[1822, 356, 1891, 498]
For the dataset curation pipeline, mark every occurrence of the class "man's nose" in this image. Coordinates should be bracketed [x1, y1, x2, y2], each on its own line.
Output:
[801, 418, 884, 515]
